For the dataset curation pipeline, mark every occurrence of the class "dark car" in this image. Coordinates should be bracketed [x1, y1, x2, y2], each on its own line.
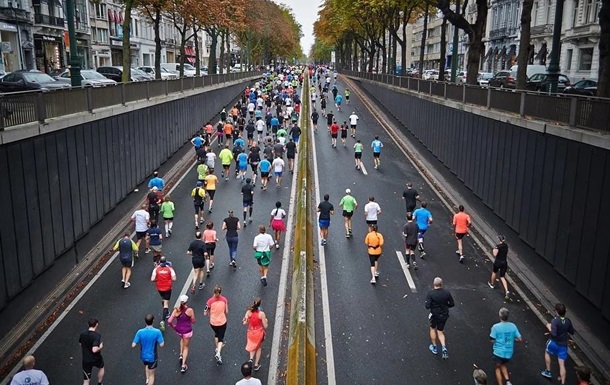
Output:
[525, 73, 571, 92]
[97, 66, 148, 82]
[488, 70, 516, 89]
[563, 79, 597, 96]
[0, 70, 71, 92]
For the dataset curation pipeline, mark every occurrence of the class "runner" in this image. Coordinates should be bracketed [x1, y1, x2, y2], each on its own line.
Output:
[413, 202, 433, 258]
[197, 161, 209, 185]
[237, 149, 248, 182]
[159, 195, 175, 238]
[424, 277, 455, 360]
[363, 196, 381, 232]
[488, 235, 511, 299]
[364, 224, 384, 284]
[255, 118, 266, 142]
[236, 362, 262, 385]
[245, 120, 256, 146]
[191, 181, 206, 230]
[151, 256, 176, 328]
[349, 111, 359, 137]
[220, 107, 227, 122]
[371, 136, 383, 169]
[402, 212, 419, 270]
[204, 122, 214, 144]
[259, 155, 272, 191]
[145, 220, 163, 266]
[222, 210, 241, 268]
[147, 187, 161, 224]
[242, 297, 269, 371]
[345, 88, 351, 105]
[131, 204, 150, 255]
[167, 296, 195, 373]
[79, 318, 105, 385]
[311, 108, 319, 132]
[131, 314, 164, 385]
[317, 194, 334, 246]
[216, 120, 225, 146]
[339, 189, 358, 238]
[320, 97, 327, 117]
[270, 114, 279, 137]
[353, 139, 363, 170]
[453, 205, 471, 263]
[272, 155, 285, 188]
[248, 143, 261, 186]
[9, 356, 49, 385]
[204, 285, 229, 365]
[270, 201, 286, 249]
[490, 308, 522, 385]
[340, 121, 348, 147]
[204, 169, 218, 213]
[112, 233, 138, 289]
[205, 148, 216, 170]
[191, 135, 204, 153]
[187, 232, 207, 293]
[334, 93, 343, 111]
[148, 171, 165, 191]
[253, 225, 275, 286]
[218, 143, 234, 181]
[284, 137, 297, 173]
[241, 178, 255, 226]
[541, 303, 575, 384]
[289, 122, 301, 144]
[326, 110, 334, 132]
[330, 120, 339, 148]
[203, 221, 218, 275]
[402, 182, 420, 214]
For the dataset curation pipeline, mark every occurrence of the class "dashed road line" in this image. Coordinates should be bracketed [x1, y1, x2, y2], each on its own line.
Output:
[395, 251, 417, 293]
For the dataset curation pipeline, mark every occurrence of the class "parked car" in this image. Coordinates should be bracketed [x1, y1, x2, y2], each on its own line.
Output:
[160, 63, 197, 77]
[56, 69, 118, 87]
[97, 66, 148, 82]
[0, 70, 6, 79]
[132, 68, 154, 81]
[200, 66, 209, 75]
[0, 70, 71, 92]
[563, 79, 597, 96]
[525, 73, 571, 92]
[423, 69, 439, 80]
[488, 70, 516, 89]
[455, 71, 467, 84]
[509, 64, 547, 81]
[48, 67, 68, 79]
[477, 72, 494, 86]
[138, 66, 179, 80]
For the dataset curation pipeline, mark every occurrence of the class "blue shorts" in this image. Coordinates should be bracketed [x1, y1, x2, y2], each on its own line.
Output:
[336, 101, 342, 106]
[545, 340, 568, 360]
[275, 171, 282, 177]
[293, 136, 300, 143]
[417, 229, 427, 240]
[239, 164, 247, 171]
[319, 219, 330, 228]
[243, 201, 253, 207]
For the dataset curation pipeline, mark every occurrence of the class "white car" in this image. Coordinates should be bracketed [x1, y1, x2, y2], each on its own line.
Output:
[137, 66, 178, 80]
[477, 72, 494, 86]
[423, 69, 439, 80]
[160, 63, 197, 77]
[56, 69, 117, 87]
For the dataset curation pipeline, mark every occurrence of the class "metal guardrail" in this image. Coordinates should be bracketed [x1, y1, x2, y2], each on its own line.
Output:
[0, 71, 261, 130]
[344, 71, 610, 132]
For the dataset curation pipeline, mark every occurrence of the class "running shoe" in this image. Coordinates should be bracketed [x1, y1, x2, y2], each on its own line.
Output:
[540, 370, 552, 379]
[406, 263, 410, 269]
[413, 262, 419, 271]
[231, 260, 237, 268]
[420, 252, 426, 259]
[168, 229, 172, 236]
[370, 278, 376, 284]
[487, 282, 495, 289]
[165, 233, 169, 238]
[244, 221, 247, 227]
[199, 283, 205, 290]
[209, 208, 213, 213]
[215, 352, 222, 365]
[249, 218, 253, 223]
[506, 381, 513, 385]
[455, 250, 460, 255]
[459, 255, 465, 263]
[374, 271, 379, 277]
[195, 225, 199, 230]
[206, 270, 210, 277]
[441, 348, 448, 359]
[254, 364, 262, 371]
[199, 218, 204, 224]
[505, 291, 510, 300]
[429, 344, 438, 355]
[144, 248, 150, 254]
[159, 321, 165, 332]
[276, 244, 280, 249]
[261, 277, 268, 287]
[181, 365, 187, 373]
[123, 282, 131, 289]
[346, 233, 350, 238]
[210, 263, 215, 270]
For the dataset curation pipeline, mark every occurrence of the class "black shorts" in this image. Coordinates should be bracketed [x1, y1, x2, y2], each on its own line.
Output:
[373, 152, 380, 158]
[82, 359, 104, 379]
[120, 257, 133, 268]
[207, 190, 216, 200]
[493, 262, 507, 277]
[261, 171, 270, 178]
[158, 290, 172, 301]
[368, 254, 380, 267]
[210, 323, 227, 342]
[350, 124, 356, 129]
[455, 233, 466, 240]
[366, 220, 377, 226]
[493, 354, 511, 365]
[250, 164, 259, 173]
[406, 205, 416, 213]
[194, 203, 204, 214]
[163, 217, 174, 221]
[429, 315, 448, 331]
[205, 243, 216, 256]
[355, 153, 362, 159]
[136, 231, 147, 240]
[142, 360, 158, 370]
[331, 133, 338, 138]
[247, 133, 254, 139]
[405, 243, 417, 251]
[342, 210, 353, 218]
[341, 131, 347, 138]
[287, 153, 295, 160]
[192, 258, 205, 269]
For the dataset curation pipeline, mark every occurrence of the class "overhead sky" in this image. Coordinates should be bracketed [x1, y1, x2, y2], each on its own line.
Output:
[275, 0, 322, 56]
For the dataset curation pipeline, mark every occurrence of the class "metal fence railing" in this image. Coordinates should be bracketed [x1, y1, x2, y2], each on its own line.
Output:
[0, 71, 261, 130]
[344, 71, 610, 133]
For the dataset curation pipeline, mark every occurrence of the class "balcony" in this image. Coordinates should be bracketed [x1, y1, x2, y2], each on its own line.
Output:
[531, 24, 553, 36]
[0, 6, 31, 23]
[489, 26, 518, 40]
[34, 13, 65, 27]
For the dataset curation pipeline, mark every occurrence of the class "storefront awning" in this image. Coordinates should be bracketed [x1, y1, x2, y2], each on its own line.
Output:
[185, 46, 195, 57]
[186, 57, 195, 64]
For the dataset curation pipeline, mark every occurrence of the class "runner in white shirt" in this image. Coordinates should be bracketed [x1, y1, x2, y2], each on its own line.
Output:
[272, 156, 285, 188]
[131, 203, 150, 252]
[349, 112, 359, 138]
[363, 196, 381, 232]
[247, 102, 256, 119]
[253, 225, 275, 286]
[206, 150, 216, 170]
[255, 119, 266, 141]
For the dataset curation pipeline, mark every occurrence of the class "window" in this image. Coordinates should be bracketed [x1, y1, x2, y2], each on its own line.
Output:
[533, 2, 540, 24]
[566, 49, 573, 70]
[579, 47, 593, 70]
[545, 0, 553, 24]
[98, 28, 108, 43]
[584, 0, 595, 23]
[95, 3, 106, 19]
[507, 4, 512, 27]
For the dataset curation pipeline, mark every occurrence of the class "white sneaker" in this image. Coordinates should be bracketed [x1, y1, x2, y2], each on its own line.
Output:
[370, 278, 376, 284]
[374, 271, 379, 277]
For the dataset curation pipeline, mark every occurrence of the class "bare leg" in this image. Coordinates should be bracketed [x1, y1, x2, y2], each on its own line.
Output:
[437, 330, 446, 347]
[558, 358, 566, 384]
[429, 328, 437, 345]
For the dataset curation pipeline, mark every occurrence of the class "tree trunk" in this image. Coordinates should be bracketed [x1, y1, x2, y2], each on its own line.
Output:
[419, 2, 429, 75]
[121, 0, 134, 83]
[401, 20, 407, 74]
[353, 39, 359, 71]
[440, 17, 448, 73]
[225, 29, 231, 70]
[465, 0, 488, 84]
[517, 0, 534, 88]
[598, 0, 610, 97]
[381, 32, 387, 73]
[391, 25, 398, 74]
[208, 28, 218, 75]
[194, 25, 200, 77]
[179, 33, 186, 78]
[219, 30, 226, 74]
[154, 7, 161, 80]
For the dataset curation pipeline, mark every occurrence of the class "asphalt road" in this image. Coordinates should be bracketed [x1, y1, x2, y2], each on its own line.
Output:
[311, 77, 578, 385]
[20, 132, 294, 384]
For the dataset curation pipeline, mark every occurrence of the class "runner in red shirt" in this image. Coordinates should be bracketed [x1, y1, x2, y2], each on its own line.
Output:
[330, 121, 340, 148]
[151, 256, 176, 330]
[452, 205, 471, 263]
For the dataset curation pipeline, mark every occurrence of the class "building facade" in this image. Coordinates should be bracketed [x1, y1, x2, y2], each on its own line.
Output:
[484, 0, 520, 73]
[0, 0, 35, 72]
[560, 0, 601, 80]
[410, 10, 454, 70]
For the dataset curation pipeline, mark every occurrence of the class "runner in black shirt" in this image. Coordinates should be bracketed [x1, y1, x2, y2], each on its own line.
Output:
[241, 178, 254, 226]
[326, 111, 334, 132]
[402, 213, 420, 270]
[488, 235, 510, 299]
[425, 277, 454, 359]
[285, 138, 297, 173]
[187, 232, 207, 292]
[402, 182, 420, 213]
[79, 318, 105, 385]
[317, 194, 334, 246]
[248, 145, 261, 186]
[311, 109, 319, 132]
[245, 120, 256, 146]
[222, 211, 240, 268]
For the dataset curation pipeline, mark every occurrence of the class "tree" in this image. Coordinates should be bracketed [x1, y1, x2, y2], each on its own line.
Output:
[598, 0, 610, 97]
[139, 0, 169, 79]
[516, 0, 535, 89]
[122, 0, 135, 83]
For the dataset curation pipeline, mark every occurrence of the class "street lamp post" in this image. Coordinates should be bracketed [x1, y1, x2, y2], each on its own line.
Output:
[547, 0, 564, 93]
[65, 0, 81, 87]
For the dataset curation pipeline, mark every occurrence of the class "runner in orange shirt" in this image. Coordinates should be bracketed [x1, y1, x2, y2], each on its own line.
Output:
[204, 285, 228, 365]
[364, 225, 384, 284]
[224, 122, 234, 143]
[204, 122, 214, 144]
[452, 205, 471, 263]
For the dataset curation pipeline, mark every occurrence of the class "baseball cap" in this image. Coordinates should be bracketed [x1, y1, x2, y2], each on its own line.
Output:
[179, 294, 189, 303]
[345, 188, 351, 194]
[196, 181, 203, 186]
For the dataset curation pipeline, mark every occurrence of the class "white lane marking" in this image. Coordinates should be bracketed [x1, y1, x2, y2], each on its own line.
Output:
[360, 163, 368, 176]
[395, 251, 417, 293]
[267, 90, 303, 385]
[1, 160, 197, 385]
[311, 96, 337, 385]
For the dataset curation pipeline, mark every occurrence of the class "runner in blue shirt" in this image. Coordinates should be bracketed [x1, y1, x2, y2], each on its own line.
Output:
[191, 135, 203, 150]
[490, 308, 522, 385]
[413, 202, 433, 257]
[334, 94, 343, 111]
[259, 156, 272, 191]
[148, 171, 165, 191]
[234, 137, 245, 149]
[132, 314, 164, 385]
[371, 136, 383, 169]
[237, 150, 248, 182]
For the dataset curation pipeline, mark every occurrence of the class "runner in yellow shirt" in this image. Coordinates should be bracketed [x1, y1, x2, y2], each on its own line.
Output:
[218, 143, 234, 181]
